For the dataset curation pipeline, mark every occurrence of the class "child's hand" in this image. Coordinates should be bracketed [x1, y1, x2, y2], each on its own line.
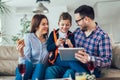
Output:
[65, 39, 73, 48]
[55, 38, 64, 47]
[16, 39, 25, 57]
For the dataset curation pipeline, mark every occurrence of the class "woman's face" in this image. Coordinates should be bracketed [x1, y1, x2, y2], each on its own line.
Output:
[37, 18, 49, 35]
[58, 20, 71, 33]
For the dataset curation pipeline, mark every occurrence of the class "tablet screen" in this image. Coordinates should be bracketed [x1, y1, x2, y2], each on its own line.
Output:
[58, 47, 84, 61]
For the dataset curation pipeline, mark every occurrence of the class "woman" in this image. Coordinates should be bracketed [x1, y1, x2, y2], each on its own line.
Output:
[15, 14, 49, 80]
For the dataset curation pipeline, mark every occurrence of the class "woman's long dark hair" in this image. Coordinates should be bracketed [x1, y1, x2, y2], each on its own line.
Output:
[30, 14, 49, 39]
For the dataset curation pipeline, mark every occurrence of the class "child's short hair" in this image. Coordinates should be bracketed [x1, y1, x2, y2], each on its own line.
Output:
[59, 12, 72, 24]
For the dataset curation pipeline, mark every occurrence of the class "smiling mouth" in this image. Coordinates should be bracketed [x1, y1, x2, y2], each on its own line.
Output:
[43, 28, 48, 31]
[62, 29, 68, 32]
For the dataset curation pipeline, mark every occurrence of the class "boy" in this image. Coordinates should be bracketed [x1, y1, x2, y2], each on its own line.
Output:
[45, 12, 75, 79]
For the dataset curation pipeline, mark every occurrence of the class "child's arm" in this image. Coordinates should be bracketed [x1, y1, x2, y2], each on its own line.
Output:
[65, 39, 74, 48]
[47, 31, 58, 52]
[65, 31, 75, 48]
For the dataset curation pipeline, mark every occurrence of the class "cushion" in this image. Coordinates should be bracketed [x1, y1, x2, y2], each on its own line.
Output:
[0, 60, 18, 76]
[101, 68, 120, 77]
[0, 46, 19, 60]
[0, 76, 15, 80]
[0, 46, 19, 75]
[111, 44, 120, 69]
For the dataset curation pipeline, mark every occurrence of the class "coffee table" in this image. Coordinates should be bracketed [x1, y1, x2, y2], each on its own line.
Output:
[97, 77, 120, 80]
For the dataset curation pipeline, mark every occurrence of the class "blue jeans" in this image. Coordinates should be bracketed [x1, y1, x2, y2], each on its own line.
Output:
[55, 54, 69, 67]
[15, 60, 46, 80]
[45, 62, 101, 79]
[69, 61, 88, 72]
[69, 61, 101, 78]
[45, 65, 75, 79]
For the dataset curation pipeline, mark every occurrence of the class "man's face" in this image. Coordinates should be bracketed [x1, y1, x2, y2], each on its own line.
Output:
[75, 13, 87, 31]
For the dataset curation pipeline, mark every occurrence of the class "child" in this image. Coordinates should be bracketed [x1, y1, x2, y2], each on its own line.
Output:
[45, 12, 75, 79]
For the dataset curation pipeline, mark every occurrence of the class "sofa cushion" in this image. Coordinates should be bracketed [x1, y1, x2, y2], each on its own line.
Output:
[0, 76, 15, 80]
[101, 68, 120, 77]
[112, 44, 120, 69]
[0, 46, 19, 60]
[0, 60, 18, 76]
[0, 46, 19, 76]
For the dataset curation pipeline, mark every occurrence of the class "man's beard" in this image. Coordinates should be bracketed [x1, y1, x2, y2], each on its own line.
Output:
[81, 26, 87, 32]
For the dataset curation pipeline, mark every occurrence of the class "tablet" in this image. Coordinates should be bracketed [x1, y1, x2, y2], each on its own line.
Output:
[58, 47, 84, 61]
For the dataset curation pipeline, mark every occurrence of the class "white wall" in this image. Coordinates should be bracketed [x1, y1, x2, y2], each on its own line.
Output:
[1, 6, 67, 45]
[46, 6, 67, 34]
[94, 0, 120, 43]
[0, 18, 1, 31]
[68, 9, 78, 32]
[1, 0, 120, 45]
[0, 16, 1, 45]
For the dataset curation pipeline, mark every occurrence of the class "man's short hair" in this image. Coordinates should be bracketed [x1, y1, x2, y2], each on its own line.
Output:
[74, 5, 95, 20]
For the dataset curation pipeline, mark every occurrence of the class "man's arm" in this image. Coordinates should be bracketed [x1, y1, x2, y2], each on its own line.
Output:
[94, 34, 112, 68]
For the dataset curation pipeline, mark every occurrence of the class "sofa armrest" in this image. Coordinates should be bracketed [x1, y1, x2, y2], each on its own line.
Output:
[111, 44, 120, 69]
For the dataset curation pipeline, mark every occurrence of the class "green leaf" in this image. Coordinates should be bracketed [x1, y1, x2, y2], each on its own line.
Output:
[11, 15, 31, 43]
[0, 0, 10, 14]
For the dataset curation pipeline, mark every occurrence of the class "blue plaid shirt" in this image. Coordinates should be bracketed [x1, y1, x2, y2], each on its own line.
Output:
[74, 25, 112, 68]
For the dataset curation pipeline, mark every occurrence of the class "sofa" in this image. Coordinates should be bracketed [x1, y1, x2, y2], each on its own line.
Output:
[0, 46, 18, 80]
[101, 43, 120, 77]
[0, 44, 120, 80]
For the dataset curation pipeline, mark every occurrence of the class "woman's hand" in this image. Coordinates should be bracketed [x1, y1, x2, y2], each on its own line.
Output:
[16, 39, 25, 57]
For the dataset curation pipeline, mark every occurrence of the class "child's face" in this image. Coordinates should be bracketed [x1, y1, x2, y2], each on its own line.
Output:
[58, 20, 71, 33]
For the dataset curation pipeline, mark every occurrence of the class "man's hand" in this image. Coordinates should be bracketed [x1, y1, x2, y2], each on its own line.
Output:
[75, 50, 90, 63]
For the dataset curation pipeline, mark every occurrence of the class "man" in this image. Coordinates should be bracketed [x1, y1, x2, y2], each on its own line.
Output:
[73, 5, 112, 78]
[45, 5, 112, 79]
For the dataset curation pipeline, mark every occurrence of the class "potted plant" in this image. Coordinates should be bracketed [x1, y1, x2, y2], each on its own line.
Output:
[0, 0, 10, 45]
[0, 0, 10, 14]
[12, 14, 31, 44]
[0, 30, 9, 44]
